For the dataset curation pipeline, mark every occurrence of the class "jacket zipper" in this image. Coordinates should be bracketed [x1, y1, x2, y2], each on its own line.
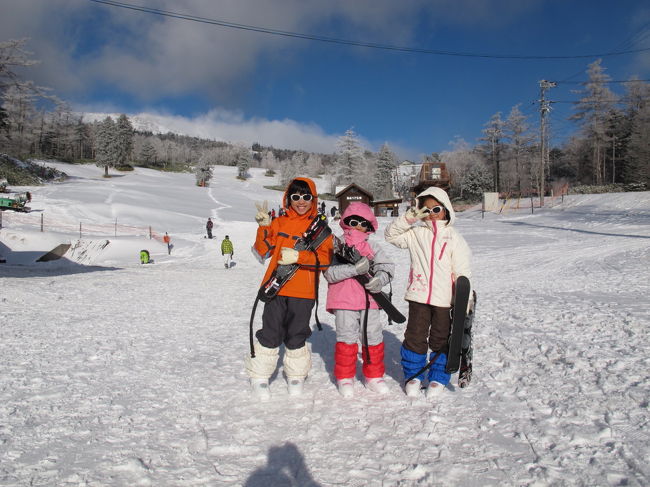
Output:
[426, 222, 437, 304]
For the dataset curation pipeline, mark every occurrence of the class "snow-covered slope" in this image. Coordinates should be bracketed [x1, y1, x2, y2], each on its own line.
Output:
[1, 163, 649, 486]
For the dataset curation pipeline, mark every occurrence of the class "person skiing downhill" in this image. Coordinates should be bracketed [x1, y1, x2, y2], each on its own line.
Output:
[246, 177, 333, 400]
[221, 235, 234, 269]
[385, 187, 472, 399]
[324, 202, 395, 398]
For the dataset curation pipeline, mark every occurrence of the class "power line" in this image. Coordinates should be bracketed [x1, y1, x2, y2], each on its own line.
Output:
[89, 0, 650, 60]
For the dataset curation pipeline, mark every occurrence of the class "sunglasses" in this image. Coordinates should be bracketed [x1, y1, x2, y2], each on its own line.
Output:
[423, 206, 444, 214]
[347, 218, 369, 228]
[290, 193, 313, 202]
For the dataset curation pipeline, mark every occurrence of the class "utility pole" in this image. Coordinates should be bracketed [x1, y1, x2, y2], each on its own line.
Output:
[538, 80, 556, 207]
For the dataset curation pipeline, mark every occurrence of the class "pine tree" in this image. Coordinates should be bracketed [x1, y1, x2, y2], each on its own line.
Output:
[234, 145, 251, 180]
[115, 114, 134, 167]
[140, 140, 157, 166]
[625, 102, 650, 187]
[373, 143, 397, 199]
[335, 128, 365, 186]
[95, 116, 116, 177]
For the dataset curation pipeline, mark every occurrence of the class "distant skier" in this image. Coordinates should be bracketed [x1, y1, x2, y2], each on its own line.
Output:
[163, 232, 172, 254]
[221, 235, 234, 269]
[324, 202, 395, 398]
[140, 249, 151, 264]
[206, 217, 213, 239]
[330, 206, 337, 218]
[320, 201, 326, 214]
[246, 177, 333, 401]
[385, 187, 472, 399]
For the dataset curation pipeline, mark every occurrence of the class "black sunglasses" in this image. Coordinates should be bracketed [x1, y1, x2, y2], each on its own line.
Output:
[423, 206, 444, 214]
[347, 218, 369, 228]
[290, 193, 313, 202]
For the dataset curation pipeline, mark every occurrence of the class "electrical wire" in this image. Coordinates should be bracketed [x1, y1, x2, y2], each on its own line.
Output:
[89, 0, 650, 60]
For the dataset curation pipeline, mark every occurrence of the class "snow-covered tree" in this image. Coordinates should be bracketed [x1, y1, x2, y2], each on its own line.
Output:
[335, 129, 365, 186]
[139, 140, 157, 166]
[570, 59, 618, 185]
[115, 114, 134, 167]
[305, 153, 323, 177]
[479, 113, 505, 192]
[625, 102, 650, 186]
[503, 104, 536, 194]
[234, 144, 252, 180]
[194, 157, 212, 186]
[373, 143, 397, 198]
[95, 116, 116, 177]
[280, 152, 304, 186]
[0, 84, 37, 155]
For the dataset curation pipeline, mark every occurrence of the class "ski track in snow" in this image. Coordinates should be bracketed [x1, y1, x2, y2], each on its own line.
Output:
[1, 165, 649, 486]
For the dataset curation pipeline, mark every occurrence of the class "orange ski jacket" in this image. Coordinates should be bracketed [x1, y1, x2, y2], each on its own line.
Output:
[253, 178, 333, 300]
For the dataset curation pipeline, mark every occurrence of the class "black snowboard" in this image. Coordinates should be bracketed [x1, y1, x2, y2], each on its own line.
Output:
[334, 241, 406, 324]
[445, 275, 471, 374]
[458, 291, 476, 388]
[258, 213, 331, 302]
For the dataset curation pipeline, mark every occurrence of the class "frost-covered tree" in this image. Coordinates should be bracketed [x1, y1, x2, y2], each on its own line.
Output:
[95, 116, 116, 177]
[305, 153, 323, 177]
[625, 102, 650, 186]
[570, 59, 617, 185]
[115, 114, 134, 167]
[335, 128, 365, 186]
[139, 140, 157, 166]
[373, 143, 397, 198]
[503, 104, 536, 194]
[195, 157, 212, 186]
[234, 144, 252, 180]
[479, 113, 505, 192]
[461, 162, 494, 201]
[0, 84, 37, 155]
[280, 152, 304, 186]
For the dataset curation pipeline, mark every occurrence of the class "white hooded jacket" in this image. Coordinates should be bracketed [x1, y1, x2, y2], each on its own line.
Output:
[385, 187, 472, 308]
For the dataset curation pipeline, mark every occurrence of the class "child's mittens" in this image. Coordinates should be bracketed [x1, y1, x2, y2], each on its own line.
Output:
[354, 256, 370, 275]
[405, 207, 430, 224]
[255, 201, 271, 226]
[278, 247, 299, 265]
[364, 275, 384, 293]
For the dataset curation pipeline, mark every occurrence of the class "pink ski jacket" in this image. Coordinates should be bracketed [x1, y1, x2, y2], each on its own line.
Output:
[324, 202, 394, 312]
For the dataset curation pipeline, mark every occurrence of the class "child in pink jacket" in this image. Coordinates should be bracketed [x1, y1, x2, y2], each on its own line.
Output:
[324, 202, 395, 398]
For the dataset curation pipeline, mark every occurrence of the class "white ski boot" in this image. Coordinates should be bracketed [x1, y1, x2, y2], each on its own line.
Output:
[287, 378, 304, 397]
[405, 379, 421, 398]
[366, 377, 389, 394]
[250, 378, 271, 402]
[426, 381, 445, 400]
[337, 378, 354, 398]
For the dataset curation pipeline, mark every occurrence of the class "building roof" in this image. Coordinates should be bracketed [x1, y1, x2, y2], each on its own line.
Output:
[335, 183, 374, 199]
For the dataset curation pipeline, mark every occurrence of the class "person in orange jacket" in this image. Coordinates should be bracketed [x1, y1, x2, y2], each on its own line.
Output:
[246, 177, 333, 400]
[163, 232, 172, 255]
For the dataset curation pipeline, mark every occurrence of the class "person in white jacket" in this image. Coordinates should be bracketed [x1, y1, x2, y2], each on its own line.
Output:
[385, 186, 472, 399]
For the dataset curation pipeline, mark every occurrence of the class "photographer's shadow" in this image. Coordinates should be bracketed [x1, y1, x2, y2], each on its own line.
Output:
[245, 442, 320, 487]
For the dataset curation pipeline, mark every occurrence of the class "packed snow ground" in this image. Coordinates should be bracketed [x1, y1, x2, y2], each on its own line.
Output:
[1, 163, 649, 486]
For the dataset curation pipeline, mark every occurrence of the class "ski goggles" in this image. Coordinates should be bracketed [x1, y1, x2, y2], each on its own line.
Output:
[423, 206, 444, 214]
[289, 193, 313, 202]
[345, 218, 370, 228]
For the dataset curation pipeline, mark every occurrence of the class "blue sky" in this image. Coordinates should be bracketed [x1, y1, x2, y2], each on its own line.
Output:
[2, 0, 649, 160]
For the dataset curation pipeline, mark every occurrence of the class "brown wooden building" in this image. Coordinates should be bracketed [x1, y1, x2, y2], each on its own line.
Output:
[335, 183, 373, 216]
[412, 162, 451, 194]
[373, 198, 402, 217]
